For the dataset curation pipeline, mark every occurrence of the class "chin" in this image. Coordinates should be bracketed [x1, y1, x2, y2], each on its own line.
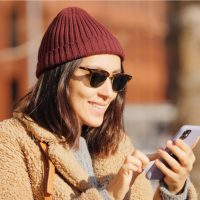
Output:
[83, 118, 103, 128]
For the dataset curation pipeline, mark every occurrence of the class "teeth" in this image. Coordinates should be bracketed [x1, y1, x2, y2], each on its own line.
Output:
[90, 103, 106, 110]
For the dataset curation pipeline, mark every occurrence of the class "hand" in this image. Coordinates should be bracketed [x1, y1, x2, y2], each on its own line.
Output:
[107, 150, 155, 200]
[155, 139, 197, 194]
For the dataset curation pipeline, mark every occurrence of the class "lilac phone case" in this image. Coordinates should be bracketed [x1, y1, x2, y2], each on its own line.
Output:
[145, 125, 200, 180]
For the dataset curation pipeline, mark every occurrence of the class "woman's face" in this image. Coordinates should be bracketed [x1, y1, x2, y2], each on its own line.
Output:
[69, 54, 121, 127]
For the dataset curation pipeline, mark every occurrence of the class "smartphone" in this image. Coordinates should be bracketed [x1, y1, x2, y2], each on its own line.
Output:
[145, 125, 200, 180]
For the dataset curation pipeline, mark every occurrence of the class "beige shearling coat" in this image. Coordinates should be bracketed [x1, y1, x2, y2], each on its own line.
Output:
[0, 113, 197, 200]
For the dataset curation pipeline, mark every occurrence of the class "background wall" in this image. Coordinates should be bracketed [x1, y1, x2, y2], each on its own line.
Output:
[0, 1, 200, 196]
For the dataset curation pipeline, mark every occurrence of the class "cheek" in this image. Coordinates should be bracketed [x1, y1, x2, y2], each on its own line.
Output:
[68, 80, 92, 110]
[68, 70, 91, 100]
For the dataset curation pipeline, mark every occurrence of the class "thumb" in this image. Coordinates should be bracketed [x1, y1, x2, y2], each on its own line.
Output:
[146, 153, 159, 161]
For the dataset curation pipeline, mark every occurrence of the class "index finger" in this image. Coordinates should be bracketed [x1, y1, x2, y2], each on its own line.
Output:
[131, 150, 150, 167]
[174, 139, 191, 153]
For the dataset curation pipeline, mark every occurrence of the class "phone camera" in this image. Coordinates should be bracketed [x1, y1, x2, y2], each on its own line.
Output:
[180, 130, 191, 140]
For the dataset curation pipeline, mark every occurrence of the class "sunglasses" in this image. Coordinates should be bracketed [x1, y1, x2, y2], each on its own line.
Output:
[79, 66, 132, 92]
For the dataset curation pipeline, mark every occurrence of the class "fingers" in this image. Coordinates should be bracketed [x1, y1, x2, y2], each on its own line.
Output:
[167, 140, 195, 167]
[132, 150, 150, 170]
[155, 158, 177, 178]
[124, 150, 151, 187]
[155, 139, 196, 194]
[173, 139, 191, 154]
[123, 150, 150, 173]
[146, 153, 159, 161]
[121, 162, 140, 175]
[166, 140, 188, 167]
[124, 155, 142, 173]
[155, 148, 186, 183]
[156, 139, 195, 175]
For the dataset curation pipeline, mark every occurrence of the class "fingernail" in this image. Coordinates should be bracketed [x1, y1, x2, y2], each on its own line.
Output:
[157, 148, 162, 153]
[155, 159, 160, 165]
[138, 168, 142, 173]
[167, 140, 173, 146]
[175, 139, 181, 143]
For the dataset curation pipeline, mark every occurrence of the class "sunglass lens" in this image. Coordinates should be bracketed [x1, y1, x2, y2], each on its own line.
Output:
[113, 75, 130, 92]
[90, 72, 107, 87]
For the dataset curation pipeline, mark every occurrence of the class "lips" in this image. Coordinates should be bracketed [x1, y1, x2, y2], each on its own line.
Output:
[88, 101, 108, 113]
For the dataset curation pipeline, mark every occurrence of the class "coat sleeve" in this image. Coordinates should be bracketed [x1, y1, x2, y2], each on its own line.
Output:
[153, 179, 198, 200]
[0, 131, 34, 200]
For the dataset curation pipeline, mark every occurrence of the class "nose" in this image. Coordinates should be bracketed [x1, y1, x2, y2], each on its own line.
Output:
[98, 78, 115, 100]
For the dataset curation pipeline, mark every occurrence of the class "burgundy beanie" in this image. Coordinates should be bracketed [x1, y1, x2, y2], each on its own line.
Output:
[36, 7, 125, 78]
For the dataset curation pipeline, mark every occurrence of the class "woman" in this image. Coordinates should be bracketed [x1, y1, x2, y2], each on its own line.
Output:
[0, 7, 198, 200]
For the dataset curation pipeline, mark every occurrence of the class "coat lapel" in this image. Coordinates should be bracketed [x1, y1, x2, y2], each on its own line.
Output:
[13, 112, 92, 192]
[47, 142, 93, 191]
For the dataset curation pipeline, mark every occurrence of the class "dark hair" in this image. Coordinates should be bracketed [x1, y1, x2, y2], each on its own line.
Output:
[15, 59, 126, 156]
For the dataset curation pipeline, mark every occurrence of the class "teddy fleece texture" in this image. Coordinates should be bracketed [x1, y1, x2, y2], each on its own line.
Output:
[0, 112, 198, 200]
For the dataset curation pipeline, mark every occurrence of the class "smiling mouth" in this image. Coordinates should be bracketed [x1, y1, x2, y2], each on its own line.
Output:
[88, 101, 108, 112]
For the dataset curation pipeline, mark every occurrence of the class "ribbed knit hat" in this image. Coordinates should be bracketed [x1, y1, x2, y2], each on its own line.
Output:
[36, 7, 125, 78]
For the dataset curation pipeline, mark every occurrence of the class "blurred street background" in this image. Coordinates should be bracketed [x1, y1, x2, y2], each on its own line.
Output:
[0, 1, 200, 196]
